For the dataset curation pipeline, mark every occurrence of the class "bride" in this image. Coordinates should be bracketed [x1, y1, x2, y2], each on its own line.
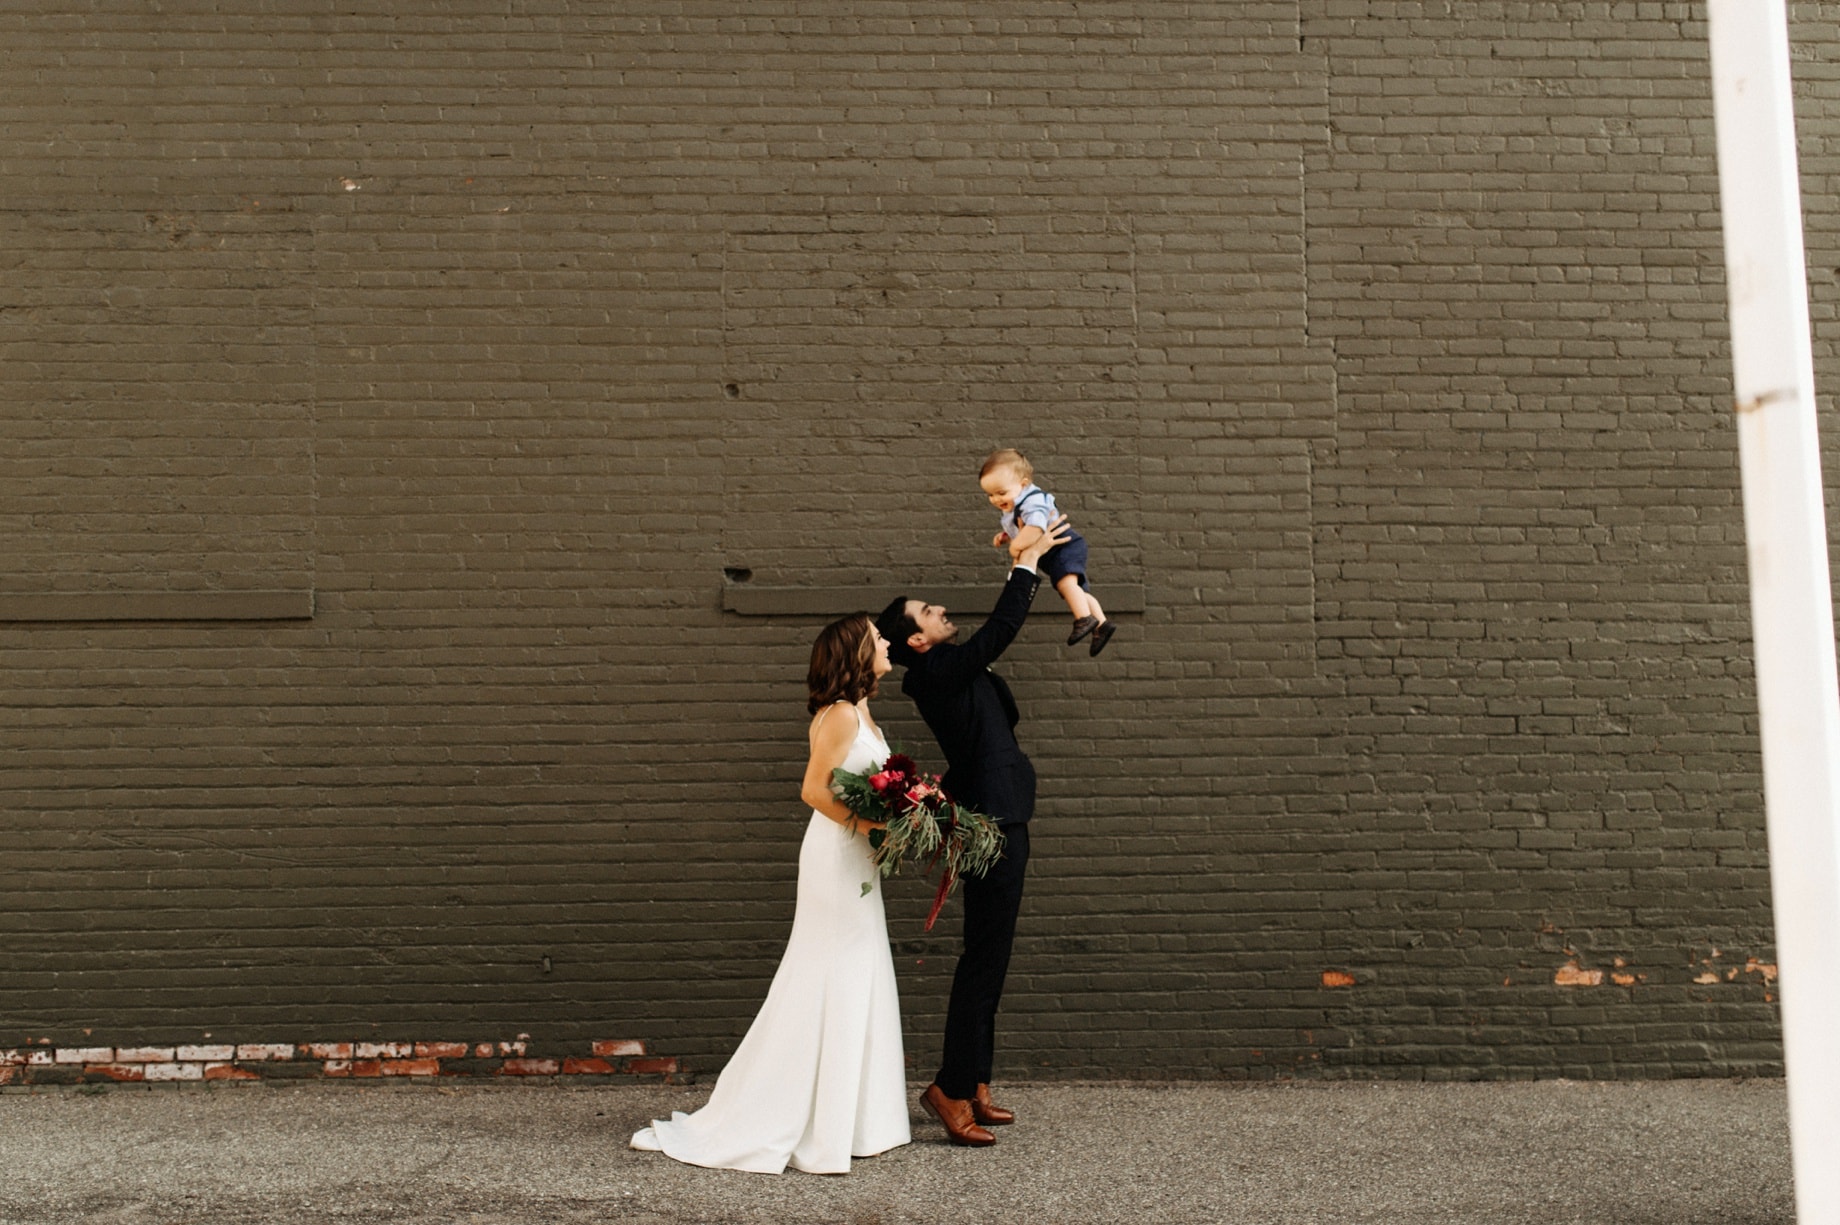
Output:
[630, 613, 912, 1174]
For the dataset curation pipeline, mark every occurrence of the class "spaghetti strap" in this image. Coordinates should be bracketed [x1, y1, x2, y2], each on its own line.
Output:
[814, 700, 862, 737]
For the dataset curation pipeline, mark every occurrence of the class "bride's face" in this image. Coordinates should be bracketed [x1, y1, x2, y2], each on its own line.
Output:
[868, 626, 893, 678]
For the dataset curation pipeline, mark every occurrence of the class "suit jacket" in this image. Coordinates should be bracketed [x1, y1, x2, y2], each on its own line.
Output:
[900, 567, 1041, 826]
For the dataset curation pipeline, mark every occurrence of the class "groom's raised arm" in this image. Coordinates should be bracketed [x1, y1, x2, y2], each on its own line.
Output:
[908, 514, 1071, 692]
[916, 567, 1041, 691]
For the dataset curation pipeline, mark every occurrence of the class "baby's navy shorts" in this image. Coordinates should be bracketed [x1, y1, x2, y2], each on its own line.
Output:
[1038, 533, 1089, 589]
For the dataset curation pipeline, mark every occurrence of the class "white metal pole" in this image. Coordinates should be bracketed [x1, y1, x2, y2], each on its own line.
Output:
[1707, 3, 1840, 1220]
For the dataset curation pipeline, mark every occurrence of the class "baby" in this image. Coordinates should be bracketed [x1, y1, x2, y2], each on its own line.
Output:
[980, 448, 1114, 656]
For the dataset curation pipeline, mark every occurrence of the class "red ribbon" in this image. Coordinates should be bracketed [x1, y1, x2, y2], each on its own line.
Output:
[924, 866, 956, 932]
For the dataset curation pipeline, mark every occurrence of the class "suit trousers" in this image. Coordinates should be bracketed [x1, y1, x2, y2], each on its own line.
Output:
[935, 822, 1031, 1101]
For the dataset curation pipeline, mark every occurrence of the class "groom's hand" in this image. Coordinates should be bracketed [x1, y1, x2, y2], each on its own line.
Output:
[1014, 513, 1072, 570]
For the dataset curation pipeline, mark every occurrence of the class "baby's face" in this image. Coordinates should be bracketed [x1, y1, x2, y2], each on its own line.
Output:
[980, 467, 1028, 514]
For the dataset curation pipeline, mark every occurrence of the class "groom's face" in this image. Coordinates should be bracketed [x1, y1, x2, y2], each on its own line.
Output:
[903, 599, 956, 652]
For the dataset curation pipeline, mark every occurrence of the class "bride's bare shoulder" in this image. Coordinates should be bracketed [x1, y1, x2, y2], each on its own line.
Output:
[808, 701, 862, 743]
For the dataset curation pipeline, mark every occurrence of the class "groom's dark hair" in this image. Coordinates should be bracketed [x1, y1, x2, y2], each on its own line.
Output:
[876, 597, 920, 660]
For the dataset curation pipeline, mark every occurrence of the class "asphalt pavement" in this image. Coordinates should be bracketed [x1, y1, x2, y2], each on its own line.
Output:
[0, 1077, 1792, 1224]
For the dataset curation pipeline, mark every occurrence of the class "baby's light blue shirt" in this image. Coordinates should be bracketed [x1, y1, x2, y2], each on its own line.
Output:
[1000, 484, 1059, 538]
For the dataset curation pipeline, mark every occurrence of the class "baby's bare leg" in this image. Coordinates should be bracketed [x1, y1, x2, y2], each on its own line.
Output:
[1054, 574, 1095, 621]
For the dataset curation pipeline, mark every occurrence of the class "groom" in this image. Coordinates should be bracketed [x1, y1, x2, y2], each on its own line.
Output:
[875, 516, 1072, 1148]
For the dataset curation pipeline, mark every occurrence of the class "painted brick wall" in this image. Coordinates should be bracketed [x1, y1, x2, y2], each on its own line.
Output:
[0, 0, 1818, 1079]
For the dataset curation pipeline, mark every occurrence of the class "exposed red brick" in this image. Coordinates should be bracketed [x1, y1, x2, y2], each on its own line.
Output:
[382, 1059, 442, 1077]
[0, 1037, 682, 1086]
[236, 1044, 295, 1062]
[1554, 961, 1604, 987]
[204, 1064, 261, 1081]
[115, 1047, 175, 1063]
[1321, 970, 1356, 988]
[356, 1042, 413, 1059]
[56, 1047, 114, 1065]
[498, 1058, 561, 1076]
[178, 1045, 235, 1062]
[414, 1042, 469, 1060]
[86, 1064, 147, 1082]
[145, 1063, 205, 1081]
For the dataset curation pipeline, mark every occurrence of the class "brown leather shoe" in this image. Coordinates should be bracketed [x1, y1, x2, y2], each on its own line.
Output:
[972, 1083, 1015, 1126]
[920, 1083, 995, 1146]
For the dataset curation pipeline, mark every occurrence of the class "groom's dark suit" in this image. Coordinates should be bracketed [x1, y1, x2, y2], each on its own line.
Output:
[891, 566, 1041, 1102]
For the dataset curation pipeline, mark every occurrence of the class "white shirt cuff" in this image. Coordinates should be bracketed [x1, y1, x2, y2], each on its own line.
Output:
[1010, 563, 1038, 576]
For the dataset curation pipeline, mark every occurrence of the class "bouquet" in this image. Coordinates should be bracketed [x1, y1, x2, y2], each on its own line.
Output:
[832, 752, 1005, 930]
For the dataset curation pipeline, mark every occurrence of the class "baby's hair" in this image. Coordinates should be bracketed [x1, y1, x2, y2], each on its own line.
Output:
[979, 448, 1033, 483]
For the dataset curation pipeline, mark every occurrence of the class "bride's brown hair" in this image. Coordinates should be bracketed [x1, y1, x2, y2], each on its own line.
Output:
[807, 613, 879, 714]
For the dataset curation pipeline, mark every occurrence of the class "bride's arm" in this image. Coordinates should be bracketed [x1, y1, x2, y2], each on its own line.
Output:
[799, 706, 887, 832]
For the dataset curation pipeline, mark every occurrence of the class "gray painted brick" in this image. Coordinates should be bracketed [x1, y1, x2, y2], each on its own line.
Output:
[0, 0, 1809, 1081]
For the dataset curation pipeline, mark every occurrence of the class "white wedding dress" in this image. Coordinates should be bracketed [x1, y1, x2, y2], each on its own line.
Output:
[630, 704, 911, 1174]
